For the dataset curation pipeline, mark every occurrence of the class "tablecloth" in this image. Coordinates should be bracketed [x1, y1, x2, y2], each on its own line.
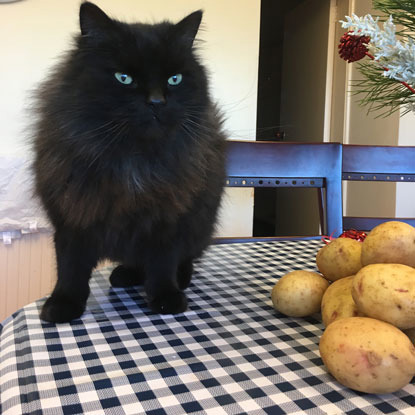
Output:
[1, 239, 414, 415]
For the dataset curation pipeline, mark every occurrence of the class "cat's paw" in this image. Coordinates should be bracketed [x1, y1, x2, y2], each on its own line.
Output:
[40, 296, 86, 323]
[148, 291, 188, 314]
[109, 265, 145, 287]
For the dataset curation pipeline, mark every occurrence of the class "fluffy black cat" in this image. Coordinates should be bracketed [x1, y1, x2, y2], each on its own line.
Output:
[33, 2, 226, 323]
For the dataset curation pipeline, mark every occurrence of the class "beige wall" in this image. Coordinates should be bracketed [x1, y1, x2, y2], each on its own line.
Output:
[333, 0, 400, 218]
[396, 110, 415, 218]
[0, 0, 261, 236]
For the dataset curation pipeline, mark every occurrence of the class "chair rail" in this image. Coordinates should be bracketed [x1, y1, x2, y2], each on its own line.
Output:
[226, 140, 343, 237]
[226, 177, 324, 188]
[342, 145, 415, 175]
[343, 217, 415, 231]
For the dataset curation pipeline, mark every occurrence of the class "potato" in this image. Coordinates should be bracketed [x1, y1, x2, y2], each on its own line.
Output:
[319, 317, 415, 394]
[321, 276, 364, 327]
[361, 221, 415, 267]
[271, 270, 329, 317]
[316, 238, 362, 281]
[352, 263, 415, 330]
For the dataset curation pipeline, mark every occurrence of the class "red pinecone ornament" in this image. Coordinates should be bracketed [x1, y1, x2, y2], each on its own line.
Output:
[338, 32, 370, 63]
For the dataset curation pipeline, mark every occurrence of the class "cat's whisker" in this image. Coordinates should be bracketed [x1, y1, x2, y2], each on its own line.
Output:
[181, 118, 207, 135]
[60, 120, 128, 161]
[86, 120, 129, 169]
[180, 123, 204, 144]
[183, 117, 219, 137]
[180, 123, 197, 140]
[71, 120, 121, 141]
[54, 120, 119, 145]
[186, 109, 293, 139]
[79, 120, 120, 136]
[58, 116, 117, 134]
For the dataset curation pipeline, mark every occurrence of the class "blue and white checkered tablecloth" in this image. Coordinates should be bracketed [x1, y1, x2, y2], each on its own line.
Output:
[1, 239, 415, 415]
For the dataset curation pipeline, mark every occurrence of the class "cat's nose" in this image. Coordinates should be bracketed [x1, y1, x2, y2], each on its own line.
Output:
[147, 90, 166, 106]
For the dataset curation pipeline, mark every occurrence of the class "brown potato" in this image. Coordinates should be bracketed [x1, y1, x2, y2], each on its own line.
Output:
[352, 263, 415, 330]
[361, 221, 415, 267]
[271, 270, 329, 317]
[319, 317, 415, 394]
[321, 275, 364, 327]
[316, 238, 362, 281]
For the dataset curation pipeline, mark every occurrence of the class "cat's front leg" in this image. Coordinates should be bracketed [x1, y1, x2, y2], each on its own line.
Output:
[177, 258, 194, 290]
[144, 249, 188, 314]
[109, 264, 146, 287]
[40, 230, 97, 323]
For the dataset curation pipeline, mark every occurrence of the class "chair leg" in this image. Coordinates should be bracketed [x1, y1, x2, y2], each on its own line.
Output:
[317, 188, 325, 235]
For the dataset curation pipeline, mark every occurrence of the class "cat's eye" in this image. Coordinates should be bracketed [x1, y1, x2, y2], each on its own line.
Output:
[114, 72, 133, 85]
[167, 74, 183, 86]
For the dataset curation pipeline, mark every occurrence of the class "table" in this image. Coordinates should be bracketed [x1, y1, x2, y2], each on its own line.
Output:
[1, 240, 414, 415]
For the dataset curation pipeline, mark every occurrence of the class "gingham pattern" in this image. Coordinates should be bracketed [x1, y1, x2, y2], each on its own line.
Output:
[1, 240, 414, 415]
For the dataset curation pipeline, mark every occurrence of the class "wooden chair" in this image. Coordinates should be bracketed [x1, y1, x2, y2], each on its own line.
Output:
[342, 144, 415, 230]
[221, 140, 343, 240]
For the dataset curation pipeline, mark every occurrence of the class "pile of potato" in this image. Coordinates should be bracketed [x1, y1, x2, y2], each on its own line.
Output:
[271, 221, 415, 394]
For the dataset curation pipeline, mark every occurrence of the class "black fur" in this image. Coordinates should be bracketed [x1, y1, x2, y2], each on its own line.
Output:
[33, 2, 226, 323]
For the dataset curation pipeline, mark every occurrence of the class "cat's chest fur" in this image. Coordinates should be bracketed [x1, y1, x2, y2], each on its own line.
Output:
[58, 146, 206, 229]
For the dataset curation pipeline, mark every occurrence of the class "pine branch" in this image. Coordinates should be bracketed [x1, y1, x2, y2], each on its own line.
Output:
[373, 0, 415, 38]
[351, 60, 413, 117]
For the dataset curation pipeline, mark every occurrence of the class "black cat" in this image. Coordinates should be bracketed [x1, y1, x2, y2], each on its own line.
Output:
[33, 2, 226, 323]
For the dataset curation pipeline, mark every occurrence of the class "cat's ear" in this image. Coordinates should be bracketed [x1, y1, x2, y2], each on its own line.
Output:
[174, 10, 203, 48]
[79, 2, 113, 37]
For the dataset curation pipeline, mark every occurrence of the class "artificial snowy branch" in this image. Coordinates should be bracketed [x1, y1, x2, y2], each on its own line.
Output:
[341, 14, 415, 87]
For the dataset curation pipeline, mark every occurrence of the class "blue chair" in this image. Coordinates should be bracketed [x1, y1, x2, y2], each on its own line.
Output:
[221, 140, 343, 241]
[342, 144, 415, 230]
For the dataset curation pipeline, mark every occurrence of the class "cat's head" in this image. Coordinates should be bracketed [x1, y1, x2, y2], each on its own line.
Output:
[68, 2, 209, 141]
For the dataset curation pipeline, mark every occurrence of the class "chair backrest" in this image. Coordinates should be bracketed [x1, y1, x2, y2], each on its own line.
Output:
[225, 140, 343, 238]
[342, 144, 415, 230]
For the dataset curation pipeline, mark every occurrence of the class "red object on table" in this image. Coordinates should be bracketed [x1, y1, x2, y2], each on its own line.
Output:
[322, 229, 367, 244]
[339, 229, 367, 242]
